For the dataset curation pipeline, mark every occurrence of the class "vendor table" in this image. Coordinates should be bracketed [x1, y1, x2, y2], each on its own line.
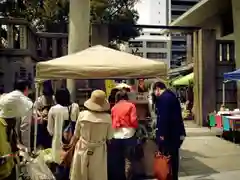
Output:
[209, 113, 240, 143]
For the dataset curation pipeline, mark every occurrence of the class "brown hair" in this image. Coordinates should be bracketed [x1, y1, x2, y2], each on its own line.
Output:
[115, 90, 129, 103]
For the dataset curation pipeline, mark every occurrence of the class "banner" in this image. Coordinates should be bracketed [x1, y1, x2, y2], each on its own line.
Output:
[105, 80, 116, 97]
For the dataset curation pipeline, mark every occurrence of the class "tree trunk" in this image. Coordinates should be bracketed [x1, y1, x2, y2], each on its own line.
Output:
[67, 0, 90, 100]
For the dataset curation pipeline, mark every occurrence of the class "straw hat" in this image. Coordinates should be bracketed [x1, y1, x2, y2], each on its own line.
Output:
[84, 90, 110, 112]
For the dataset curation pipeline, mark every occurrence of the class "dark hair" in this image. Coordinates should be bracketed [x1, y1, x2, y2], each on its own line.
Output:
[153, 81, 166, 90]
[42, 81, 54, 96]
[43, 87, 54, 96]
[28, 91, 35, 102]
[55, 88, 71, 106]
[122, 87, 131, 92]
[14, 79, 29, 92]
[0, 86, 4, 94]
[115, 90, 129, 102]
[108, 88, 119, 104]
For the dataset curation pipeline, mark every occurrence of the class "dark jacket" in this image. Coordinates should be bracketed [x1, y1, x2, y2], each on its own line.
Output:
[155, 90, 186, 149]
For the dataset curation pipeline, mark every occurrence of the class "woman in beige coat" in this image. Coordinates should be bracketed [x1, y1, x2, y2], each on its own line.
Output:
[70, 90, 113, 180]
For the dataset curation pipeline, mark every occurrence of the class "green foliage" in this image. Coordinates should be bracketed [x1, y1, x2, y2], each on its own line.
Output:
[0, 0, 140, 42]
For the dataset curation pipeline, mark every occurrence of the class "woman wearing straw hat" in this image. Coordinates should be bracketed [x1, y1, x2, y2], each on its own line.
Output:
[70, 90, 113, 180]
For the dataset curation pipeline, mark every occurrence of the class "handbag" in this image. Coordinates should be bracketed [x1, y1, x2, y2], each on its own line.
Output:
[60, 140, 77, 168]
[60, 105, 77, 167]
[62, 106, 76, 144]
[153, 151, 172, 180]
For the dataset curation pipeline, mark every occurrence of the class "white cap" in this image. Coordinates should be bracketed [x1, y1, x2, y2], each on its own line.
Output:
[0, 90, 33, 118]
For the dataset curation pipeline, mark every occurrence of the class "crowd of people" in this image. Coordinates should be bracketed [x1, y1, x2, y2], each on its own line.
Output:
[0, 79, 186, 180]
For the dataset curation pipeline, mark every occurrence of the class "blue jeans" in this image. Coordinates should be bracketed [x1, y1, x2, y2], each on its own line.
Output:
[55, 165, 70, 180]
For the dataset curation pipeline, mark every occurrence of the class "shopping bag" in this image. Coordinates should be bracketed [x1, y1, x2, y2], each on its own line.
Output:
[25, 155, 56, 180]
[153, 151, 172, 180]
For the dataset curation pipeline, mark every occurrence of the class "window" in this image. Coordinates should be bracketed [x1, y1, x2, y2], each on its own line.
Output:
[135, 52, 143, 57]
[150, 33, 163, 36]
[146, 42, 167, 48]
[128, 41, 143, 48]
[19, 67, 26, 79]
[147, 52, 167, 59]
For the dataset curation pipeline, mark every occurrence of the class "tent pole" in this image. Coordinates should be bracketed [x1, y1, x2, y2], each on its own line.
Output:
[34, 82, 40, 152]
[222, 83, 225, 106]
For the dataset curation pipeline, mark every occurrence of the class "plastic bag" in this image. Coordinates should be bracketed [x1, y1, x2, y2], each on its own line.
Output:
[25, 155, 56, 180]
[38, 148, 53, 163]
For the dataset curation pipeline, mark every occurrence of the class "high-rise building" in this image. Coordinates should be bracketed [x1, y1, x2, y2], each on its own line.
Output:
[127, 0, 171, 68]
[169, 0, 200, 68]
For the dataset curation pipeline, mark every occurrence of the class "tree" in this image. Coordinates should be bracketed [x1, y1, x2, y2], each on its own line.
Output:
[0, 0, 140, 43]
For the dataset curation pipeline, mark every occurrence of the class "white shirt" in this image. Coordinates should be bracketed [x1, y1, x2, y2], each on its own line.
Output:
[113, 128, 136, 139]
[47, 103, 79, 164]
[47, 103, 79, 136]
[0, 90, 33, 150]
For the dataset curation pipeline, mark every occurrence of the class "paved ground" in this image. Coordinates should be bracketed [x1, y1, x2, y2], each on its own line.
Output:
[179, 122, 240, 179]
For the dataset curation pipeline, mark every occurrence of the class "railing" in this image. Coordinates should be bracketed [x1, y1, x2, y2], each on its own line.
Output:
[0, 18, 68, 60]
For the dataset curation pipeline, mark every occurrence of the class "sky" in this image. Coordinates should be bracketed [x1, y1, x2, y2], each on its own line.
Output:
[134, 0, 150, 25]
[134, 0, 163, 33]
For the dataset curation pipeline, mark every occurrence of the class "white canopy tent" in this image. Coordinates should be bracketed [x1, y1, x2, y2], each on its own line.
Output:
[36, 45, 167, 80]
[33, 45, 167, 152]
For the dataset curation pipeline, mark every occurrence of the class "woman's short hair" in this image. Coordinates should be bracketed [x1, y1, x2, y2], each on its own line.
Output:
[42, 80, 54, 96]
[55, 88, 71, 106]
[108, 88, 119, 104]
[115, 90, 129, 102]
[14, 79, 29, 92]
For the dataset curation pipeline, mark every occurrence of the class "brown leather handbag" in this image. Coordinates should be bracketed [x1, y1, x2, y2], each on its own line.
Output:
[60, 137, 78, 168]
[153, 151, 172, 180]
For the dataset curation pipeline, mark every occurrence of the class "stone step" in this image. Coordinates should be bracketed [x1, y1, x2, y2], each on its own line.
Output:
[186, 127, 222, 137]
[179, 170, 240, 180]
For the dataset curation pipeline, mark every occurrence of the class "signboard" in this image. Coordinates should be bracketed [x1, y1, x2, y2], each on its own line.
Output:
[105, 80, 116, 97]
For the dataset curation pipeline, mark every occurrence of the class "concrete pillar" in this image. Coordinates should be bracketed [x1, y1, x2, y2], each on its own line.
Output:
[41, 38, 48, 57]
[194, 29, 216, 126]
[52, 38, 58, 57]
[61, 38, 68, 55]
[67, 0, 90, 101]
[7, 25, 14, 48]
[232, 0, 240, 106]
[19, 25, 27, 49]
[193, 31, 200, 124]
[90, 24, 109, 91]
[91, 24, 109, 46]
[186, 33, 193, 64]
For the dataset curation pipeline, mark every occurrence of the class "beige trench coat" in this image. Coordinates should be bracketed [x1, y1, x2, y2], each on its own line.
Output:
[70, 110, 113, 180]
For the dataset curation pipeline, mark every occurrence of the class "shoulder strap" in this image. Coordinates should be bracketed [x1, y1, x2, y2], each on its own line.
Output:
[68, 104, 72, 121]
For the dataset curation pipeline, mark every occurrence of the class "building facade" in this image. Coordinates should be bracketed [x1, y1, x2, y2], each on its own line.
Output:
[127, 32, 171, 68]
[169, 0, 200, 68]
[130, 0, 171, 68]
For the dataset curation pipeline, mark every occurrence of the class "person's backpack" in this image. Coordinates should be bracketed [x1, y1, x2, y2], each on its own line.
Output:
[62, 105, 76, 144]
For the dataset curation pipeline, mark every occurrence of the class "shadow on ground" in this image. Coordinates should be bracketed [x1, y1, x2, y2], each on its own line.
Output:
[179, 149, 219, 177]
[219, 131, 240, 144]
